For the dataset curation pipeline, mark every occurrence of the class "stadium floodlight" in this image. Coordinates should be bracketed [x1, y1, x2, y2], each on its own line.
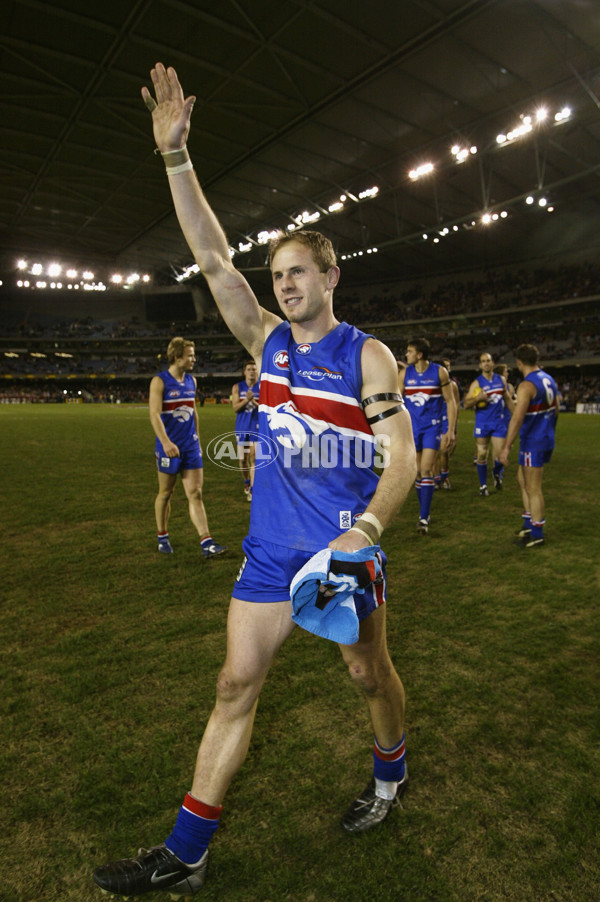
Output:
[409, 162, 434, 180]
[555, 106, 571, 122]
[257, 229, 280, 245]
[451, 144, 476, 163]
[47, 263, 61, 277]
[17, 259, 27, 270]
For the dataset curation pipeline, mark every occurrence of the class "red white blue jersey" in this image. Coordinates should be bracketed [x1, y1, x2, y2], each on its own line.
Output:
[235, 379, 260, 436]
[156, 370, 199, 452]
[474, 372, 508, 431]
[404, 363, 444, 428]
[520, 369, 558, 450]
[250, 321, 379, 552]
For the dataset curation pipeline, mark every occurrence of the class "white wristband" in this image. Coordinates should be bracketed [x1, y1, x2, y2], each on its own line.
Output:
[166, 160, 194, 175]
[349, 526, 376, 545]
[358, 512, 383, 539]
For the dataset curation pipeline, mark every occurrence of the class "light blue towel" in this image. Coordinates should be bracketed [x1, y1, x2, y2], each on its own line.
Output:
[290, 545, 382, 645]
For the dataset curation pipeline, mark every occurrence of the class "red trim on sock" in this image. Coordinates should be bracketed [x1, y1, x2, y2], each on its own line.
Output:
[183, 793, 222, 820]
[373, 738, 406, 761]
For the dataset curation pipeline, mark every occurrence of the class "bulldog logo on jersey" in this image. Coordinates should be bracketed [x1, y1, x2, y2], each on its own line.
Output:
[267, 401, 328, 450]
[296, 343, 311, 355]
[172, 405, 194, 422]
[406, 391, 431, 407]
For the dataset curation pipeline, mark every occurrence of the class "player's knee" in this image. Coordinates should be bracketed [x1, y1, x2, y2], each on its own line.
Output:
[346, 658, 391, 697]
[215, 667, 260, 709]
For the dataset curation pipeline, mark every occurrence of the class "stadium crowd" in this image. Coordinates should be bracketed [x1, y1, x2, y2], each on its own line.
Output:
[1, 260, 598, 407]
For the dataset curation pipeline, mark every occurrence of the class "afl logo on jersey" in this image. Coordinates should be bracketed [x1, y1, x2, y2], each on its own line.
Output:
[273, 350, 290, 370]
[296, 343, 311, 355]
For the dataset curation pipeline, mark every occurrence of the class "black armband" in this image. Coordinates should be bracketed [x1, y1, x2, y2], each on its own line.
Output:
[366, 403, 406, 424]
[362, 391, 404, 409]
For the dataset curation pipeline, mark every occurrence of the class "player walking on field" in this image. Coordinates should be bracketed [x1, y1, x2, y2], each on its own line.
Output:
[398, 338, 457, 534]
[498, 344, 559, 548]
[231, 360, 260, 501]
[93, 62, 417, 898]
[463, 351, 514, 496]
[149, 336, 226, 557]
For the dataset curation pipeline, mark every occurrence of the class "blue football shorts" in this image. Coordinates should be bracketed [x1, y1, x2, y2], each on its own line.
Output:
[411, 421, 441, 452]
[235, 431, 258, 444]
[519, 447, 553, 468]
[155, 438, 203, 474]
[474, 421, 509, 440]
[234, 535, 387, 620]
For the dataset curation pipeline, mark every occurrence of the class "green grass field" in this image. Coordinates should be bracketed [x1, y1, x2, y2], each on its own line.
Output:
[1, 403, 598, 902]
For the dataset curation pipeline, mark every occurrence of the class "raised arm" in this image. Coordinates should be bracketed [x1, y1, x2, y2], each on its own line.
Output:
[142, 63, 282, 359]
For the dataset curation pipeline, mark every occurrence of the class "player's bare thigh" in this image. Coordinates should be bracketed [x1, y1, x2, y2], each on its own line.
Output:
[223, 597, 296, 686]
[156, 469, 177, 495]
[180, 466, 204, 496]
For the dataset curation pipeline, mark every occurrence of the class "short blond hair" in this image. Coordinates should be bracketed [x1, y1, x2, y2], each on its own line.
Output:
[268, 230, 337, 272]
[166, 337, 194, 363]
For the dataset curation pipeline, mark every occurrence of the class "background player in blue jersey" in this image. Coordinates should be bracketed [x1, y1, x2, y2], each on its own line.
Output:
[149, 336, 226, 557]
[93, 63, 418, 898]
[498, 344, 559, 548]
[231, 360, 260, 501]
[398, 338, 457, 533]
[434, 356, 460, 490]
[464, 351, 514, 496]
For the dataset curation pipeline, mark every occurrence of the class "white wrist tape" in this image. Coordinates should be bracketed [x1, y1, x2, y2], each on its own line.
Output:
[166, 160, 194, 175]
[160, 146, 193, 175]
[348, 526, 375, 544]
[357, 512, 383, 539]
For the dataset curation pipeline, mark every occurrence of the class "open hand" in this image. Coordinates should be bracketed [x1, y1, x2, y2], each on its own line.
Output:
[141, 63, 196, 153]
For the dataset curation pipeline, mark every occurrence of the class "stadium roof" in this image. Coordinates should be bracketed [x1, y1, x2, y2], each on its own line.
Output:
[2, 0, 600, 290]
